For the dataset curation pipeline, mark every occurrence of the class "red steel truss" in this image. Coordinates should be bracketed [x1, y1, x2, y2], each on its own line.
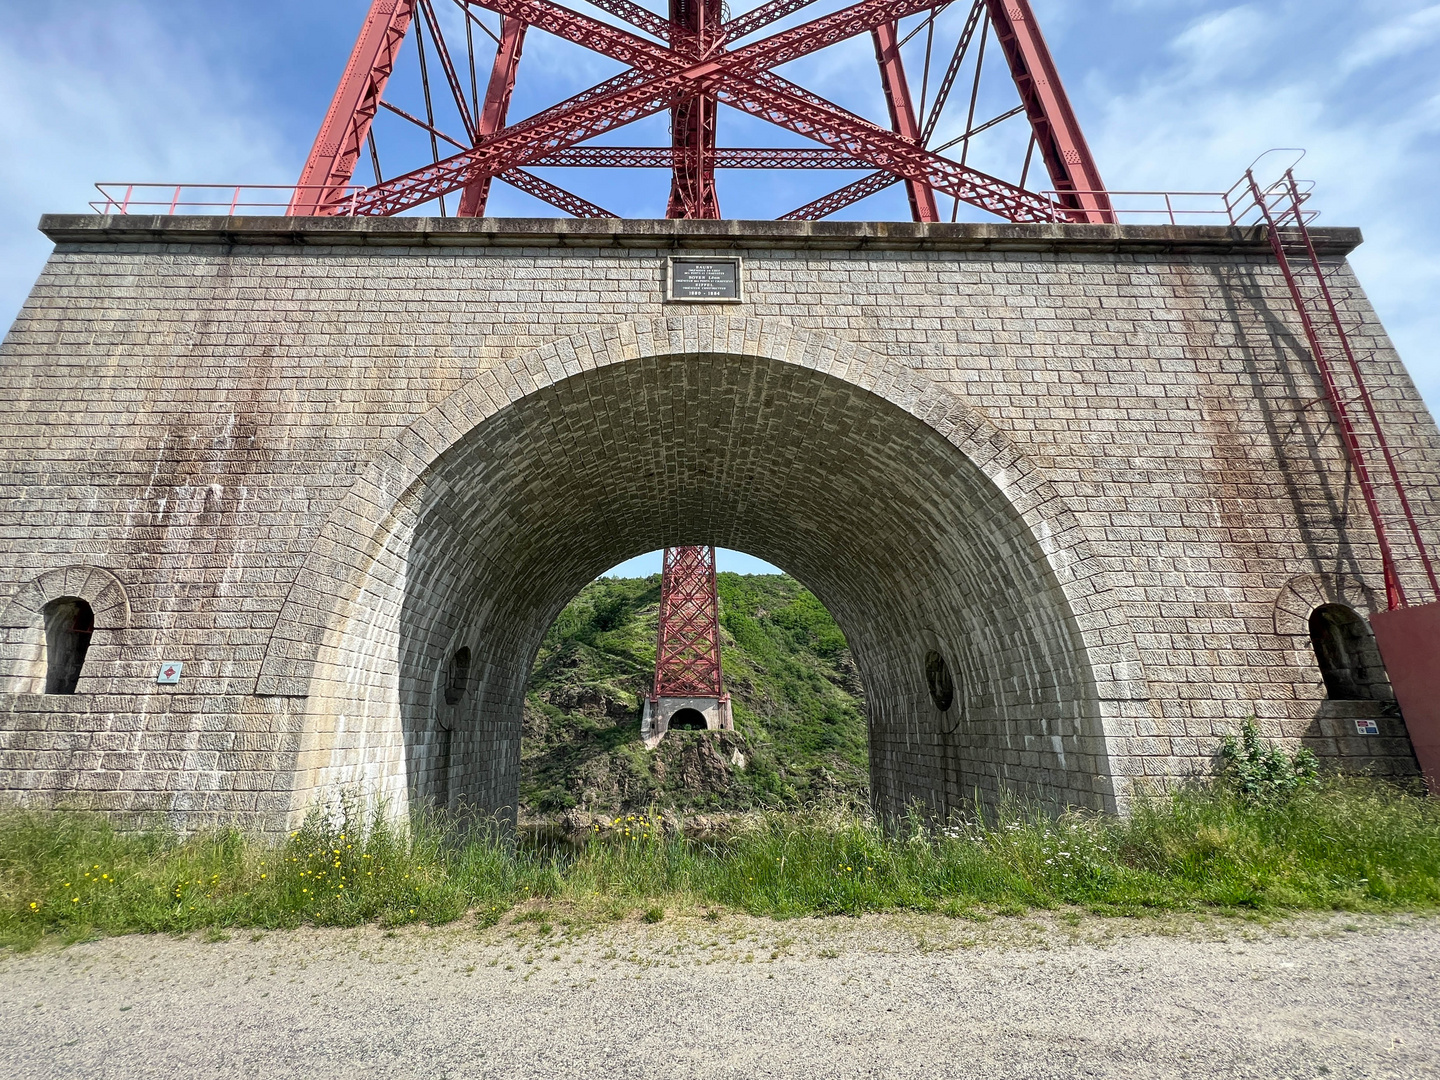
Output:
[653, 546, 726, 699]
[295, 0, 1113, 222]
[1232, 169, 1440, 611]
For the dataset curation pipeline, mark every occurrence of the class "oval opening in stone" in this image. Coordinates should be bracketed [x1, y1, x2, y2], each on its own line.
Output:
[924, 649, 954, 712]
[443, 646, 471, 705]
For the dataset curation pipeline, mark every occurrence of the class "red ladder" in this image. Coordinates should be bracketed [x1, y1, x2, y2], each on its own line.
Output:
[1232, 168, 1440, 610]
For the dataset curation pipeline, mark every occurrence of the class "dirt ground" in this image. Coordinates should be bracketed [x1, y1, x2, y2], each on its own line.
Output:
[2, 910, 1437, 1079]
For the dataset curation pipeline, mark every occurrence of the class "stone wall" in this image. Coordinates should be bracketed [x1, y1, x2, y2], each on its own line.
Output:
[0, 216, 1434, 832]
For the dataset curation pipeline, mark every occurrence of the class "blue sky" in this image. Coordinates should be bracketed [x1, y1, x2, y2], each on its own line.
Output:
[1, 0, 1436, 579]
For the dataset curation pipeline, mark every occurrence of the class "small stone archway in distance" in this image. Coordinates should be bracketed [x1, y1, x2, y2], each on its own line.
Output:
[280, 337, 1135, 829]
[667, 709, 709, 731]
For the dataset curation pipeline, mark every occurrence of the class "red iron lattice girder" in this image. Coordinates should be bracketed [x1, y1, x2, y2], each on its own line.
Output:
[981, 0, 1110, 222]
[872, 19, 938, 221]
[292, 0, 416, 214]
[458, 14, 527, 215]
[654, 546, 725, 699]
[299, 0, 1112, 223]
[667, 0, 723, 218]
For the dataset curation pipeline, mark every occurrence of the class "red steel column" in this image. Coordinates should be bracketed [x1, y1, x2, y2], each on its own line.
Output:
[291, 0, 417, 215]
[982, 0, 1112, 223]
[871, 21, 939, 222]
[458, 16, 528, 217]
[666, 0, 722, 218]
[653, 546, 725, 698]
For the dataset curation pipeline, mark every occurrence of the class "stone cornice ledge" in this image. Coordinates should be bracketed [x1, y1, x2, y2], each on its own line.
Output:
[38, 214, 1364, 256]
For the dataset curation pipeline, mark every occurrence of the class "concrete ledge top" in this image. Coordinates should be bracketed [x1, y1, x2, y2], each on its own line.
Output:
[38, 214, 1364, 256]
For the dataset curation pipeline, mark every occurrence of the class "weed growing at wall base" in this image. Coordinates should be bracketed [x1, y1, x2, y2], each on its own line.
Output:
[1, 778, 1437, 949]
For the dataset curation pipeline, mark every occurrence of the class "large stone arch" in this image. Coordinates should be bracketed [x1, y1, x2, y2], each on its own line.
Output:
[262, 316, 1150, 823]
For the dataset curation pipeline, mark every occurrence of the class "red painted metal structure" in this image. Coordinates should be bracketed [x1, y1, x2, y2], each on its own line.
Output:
[292, 0, 1114, 223]
[652, 545, 726, 701]
[1229, 166, 1440, 790]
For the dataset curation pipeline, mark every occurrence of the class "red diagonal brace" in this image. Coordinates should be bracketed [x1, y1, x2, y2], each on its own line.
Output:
[717, 74, 1062, 220]
[467, 0, 682, 73]
[781, 169, 898, 219]
[500, 169, 617, 217]
[291, 0, 417, 214]
[723, 0, 821, 43]
[872, 20, 938, 222]
[588, 0, 674, 40]
[459, 15, 527, 216]
[982, 0, 1111, 223]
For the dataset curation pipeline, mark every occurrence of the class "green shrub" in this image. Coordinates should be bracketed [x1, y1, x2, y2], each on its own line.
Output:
[1218, 718, 1319, 803]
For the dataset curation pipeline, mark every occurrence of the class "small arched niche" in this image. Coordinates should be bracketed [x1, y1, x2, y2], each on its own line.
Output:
[669, 707, 708, 731]
[443, 646, 471, 706]
[1309, 604, 1387, 701]
[42, 597, 94, 695]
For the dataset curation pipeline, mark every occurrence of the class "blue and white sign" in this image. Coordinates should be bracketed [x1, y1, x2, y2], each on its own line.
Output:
[156, 662, 184, 685]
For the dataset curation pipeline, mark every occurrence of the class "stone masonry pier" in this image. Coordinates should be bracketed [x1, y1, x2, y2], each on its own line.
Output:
[0, 217, 1435, 832]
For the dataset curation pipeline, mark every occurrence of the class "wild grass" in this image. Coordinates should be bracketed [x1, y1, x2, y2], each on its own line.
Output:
[3, 776, 1438, 950]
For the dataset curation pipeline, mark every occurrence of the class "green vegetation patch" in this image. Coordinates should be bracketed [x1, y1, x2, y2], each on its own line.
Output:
[4, 777, 1438, 950]
[522, 572, 868, 815]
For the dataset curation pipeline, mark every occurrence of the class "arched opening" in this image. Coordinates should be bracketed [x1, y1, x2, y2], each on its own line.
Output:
[443, 646, 471, 705]
[42, 596, 93, 695]
[302, 351, 1113, 823]
[1309, 604, 1387, 700]
[520, 561, 867, 816]
[669, 708, 708, 731]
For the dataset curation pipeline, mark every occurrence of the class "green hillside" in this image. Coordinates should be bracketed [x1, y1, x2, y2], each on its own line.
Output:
[522, 573, 869, 817]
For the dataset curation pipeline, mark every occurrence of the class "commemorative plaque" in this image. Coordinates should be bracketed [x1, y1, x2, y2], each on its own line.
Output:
[667, 257, 742, 302]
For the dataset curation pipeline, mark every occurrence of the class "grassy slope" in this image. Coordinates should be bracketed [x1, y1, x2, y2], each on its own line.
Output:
[522, 574, 868, 816]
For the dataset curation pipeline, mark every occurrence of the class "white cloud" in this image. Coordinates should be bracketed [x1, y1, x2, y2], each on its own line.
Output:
[1342, 2, 1440, 72]
[0, 5, 289, 330]
[1169, 4, 1272, 74]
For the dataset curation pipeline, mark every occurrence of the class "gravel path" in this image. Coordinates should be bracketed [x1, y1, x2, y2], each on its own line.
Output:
[2, 912, 1437, 1079]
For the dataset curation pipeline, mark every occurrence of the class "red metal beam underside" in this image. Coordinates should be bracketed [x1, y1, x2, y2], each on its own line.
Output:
[291, 0, 417, 214]
[654, 545, 725, 699]
[872, 20, 938, 222]
[981, 0, 1112, 223]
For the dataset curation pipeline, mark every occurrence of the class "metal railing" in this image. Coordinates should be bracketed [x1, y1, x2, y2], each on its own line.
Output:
[90, 178, 1313, 226]
[91, 183, 366, 216]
